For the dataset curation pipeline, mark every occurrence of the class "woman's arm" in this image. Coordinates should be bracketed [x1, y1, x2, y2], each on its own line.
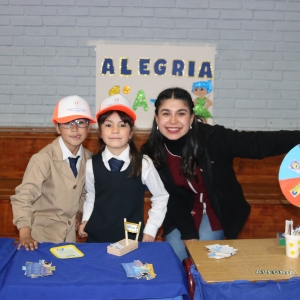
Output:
[208, 124, 300, 160]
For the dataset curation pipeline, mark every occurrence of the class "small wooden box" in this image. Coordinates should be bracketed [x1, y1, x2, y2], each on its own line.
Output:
[107, 239, 138, 256]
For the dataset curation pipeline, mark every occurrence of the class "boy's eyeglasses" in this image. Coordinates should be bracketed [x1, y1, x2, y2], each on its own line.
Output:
[59, 119, 90, 129]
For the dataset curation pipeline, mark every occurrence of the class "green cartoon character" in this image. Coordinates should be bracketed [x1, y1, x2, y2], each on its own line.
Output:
[192, 80, 213, 121]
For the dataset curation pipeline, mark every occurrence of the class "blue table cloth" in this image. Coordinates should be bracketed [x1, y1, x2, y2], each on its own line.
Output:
[0, 238, 16, 272]
[0, 240, 189, 300]
[191, 264, 300, 300]
[0, 238, 17, 284]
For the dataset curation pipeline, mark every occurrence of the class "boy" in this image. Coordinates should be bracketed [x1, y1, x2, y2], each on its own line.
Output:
[10, 95, 95, 251]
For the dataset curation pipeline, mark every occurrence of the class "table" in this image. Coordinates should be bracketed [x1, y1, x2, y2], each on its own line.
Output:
[0, 239, 189, 300]
[185, 239, 300, 300]
[0, 238, 17, 284]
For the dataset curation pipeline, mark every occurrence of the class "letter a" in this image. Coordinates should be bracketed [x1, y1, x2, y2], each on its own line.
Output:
[133, 90, 148, 111]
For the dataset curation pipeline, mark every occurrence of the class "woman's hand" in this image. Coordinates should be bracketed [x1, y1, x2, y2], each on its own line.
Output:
[142, 233, 155, 242]
[78, 222, 88, 238]
[18, 227, 38, 251]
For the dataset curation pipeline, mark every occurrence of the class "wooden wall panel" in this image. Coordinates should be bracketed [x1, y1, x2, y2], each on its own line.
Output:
[0, 128, 149, 178]
[1, 127, 299, 243]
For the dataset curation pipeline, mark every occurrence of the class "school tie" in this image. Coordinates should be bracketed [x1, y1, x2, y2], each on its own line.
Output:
[69, 156, 80, 177]
[108, 157, 124, 172]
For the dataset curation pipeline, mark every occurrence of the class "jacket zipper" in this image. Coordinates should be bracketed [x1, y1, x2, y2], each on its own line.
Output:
[187, 180, 206, 215]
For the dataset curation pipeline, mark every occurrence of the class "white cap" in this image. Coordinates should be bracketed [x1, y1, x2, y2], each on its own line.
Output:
[52, 95, 96, 124]
[96, 94, 136, 122]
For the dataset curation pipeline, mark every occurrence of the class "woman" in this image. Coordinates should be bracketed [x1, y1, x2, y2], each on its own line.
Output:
[141, 87, 300, 261]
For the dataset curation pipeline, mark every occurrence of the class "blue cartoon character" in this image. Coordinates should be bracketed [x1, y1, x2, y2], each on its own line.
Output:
[191, 80, 213, 121]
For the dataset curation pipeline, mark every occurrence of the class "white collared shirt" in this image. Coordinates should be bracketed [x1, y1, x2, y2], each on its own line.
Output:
[58, 136, 83, 172]
[101, 144, 131, 172]
[84, 145, 169, 238]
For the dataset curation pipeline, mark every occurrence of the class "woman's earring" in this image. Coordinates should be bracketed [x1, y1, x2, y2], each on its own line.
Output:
[157, 126, 158, 130]
[190, 124, 192, 129]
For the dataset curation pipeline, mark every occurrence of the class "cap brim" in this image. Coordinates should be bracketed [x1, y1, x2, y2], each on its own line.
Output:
[52, 115, 96, 124]
[96, 105, 136, 122]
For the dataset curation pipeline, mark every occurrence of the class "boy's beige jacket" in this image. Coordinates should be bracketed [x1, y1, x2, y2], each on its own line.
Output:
[10, 137, 93, 243]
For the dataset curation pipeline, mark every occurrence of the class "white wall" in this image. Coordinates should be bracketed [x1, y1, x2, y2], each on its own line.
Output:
[0, 0, 300, 130]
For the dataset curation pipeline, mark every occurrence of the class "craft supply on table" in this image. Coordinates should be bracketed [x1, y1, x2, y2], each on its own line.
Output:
[122, 260, 156, 280]
[284, 219, 300, 258]
[22, 260, 55, 278]
[285, 220, 300, 237]
[205, 244, 238, 259]
[107, 218, 141, 256]
[277, 232, 286, 246]
[50, 245, 84, 259]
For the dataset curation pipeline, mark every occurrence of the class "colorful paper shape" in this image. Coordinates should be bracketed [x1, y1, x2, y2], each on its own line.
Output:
[278, 144, 300, 207]
[50, 245, 84, 259]
[22, 260, 55, 278]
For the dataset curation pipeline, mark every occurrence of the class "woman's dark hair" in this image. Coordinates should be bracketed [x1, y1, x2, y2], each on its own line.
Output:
[97, 110, 142, 178]
[141, 87, 203, 181]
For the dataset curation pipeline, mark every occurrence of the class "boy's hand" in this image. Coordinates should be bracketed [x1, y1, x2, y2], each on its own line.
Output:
[75, 211, 83, 230]
[18, 227, 38, 251]
[78, 222, 88, 238]
[142, 233, 155, 242]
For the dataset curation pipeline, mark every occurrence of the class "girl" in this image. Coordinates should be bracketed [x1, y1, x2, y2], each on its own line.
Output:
[141, 87, 300, 261]
[79, 94, 168, 243]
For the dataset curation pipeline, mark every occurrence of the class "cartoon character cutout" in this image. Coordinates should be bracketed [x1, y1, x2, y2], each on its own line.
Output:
[289, 160, 300, 174]
[191, 80, 213, 122]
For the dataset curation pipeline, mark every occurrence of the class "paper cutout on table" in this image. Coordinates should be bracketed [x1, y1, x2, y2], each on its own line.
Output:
[109, 242, 124, 249]
[50, 245, 84, 259]
[22, 260, 55, 278]
[205, 244, 238, 259]
[122, 260, 156, 280]
[278, 144, 300, 207]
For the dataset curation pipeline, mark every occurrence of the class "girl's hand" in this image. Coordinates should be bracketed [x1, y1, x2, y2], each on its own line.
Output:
[142, 233, 155, 242]
[18, 227, 38, 251]
[78, 222, 88, 238]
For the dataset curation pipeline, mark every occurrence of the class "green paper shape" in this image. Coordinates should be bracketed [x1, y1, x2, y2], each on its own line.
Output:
[133, 90, 148, 111]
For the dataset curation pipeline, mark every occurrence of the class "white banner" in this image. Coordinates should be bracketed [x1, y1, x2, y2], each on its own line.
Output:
[124, 222, 140, 234]
[96, 43, 215, 129]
